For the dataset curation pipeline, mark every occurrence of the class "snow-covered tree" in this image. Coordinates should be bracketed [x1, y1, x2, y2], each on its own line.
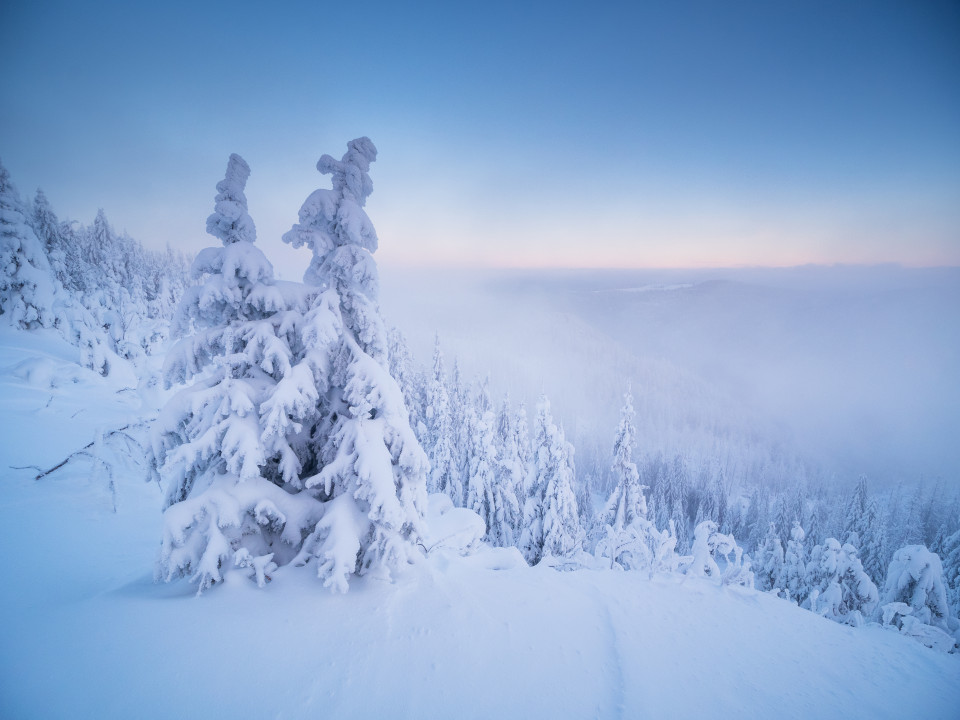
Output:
[423, 335, 460, 503]
[156, 144, 428, 594]
[448, 358, 470, 504]
[465, 383, 509, 546]
[152, 153, 318, 592]
[804, 538, 879, 626]
[0, 161, 57, 330]
[28, 189, 69, 286]
[942, 526, 960, 617]
[387, 327, 425, 438]
[879, 546, 953, 630]
[782, 520, 808, 605]
[282, 138, 429, 591]
[859, 498, 887, 587]
[492, 394, 523, 545]
[511, 401, 531, 538]
[667, 455, 689, 553]
[683, 520, 753, 587]
[520, 397, 582, 564]
[597, 387, 658, 570]
[754, 522, 785, 594]
[598, 387, 647, 532]
[878, 545, 959, 652]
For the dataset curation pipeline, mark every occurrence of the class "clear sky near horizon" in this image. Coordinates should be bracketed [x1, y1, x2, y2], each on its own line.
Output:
[1, 0, 958, 277]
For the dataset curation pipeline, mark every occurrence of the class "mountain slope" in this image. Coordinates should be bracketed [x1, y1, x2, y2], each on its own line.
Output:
[0, 328, 957, 719]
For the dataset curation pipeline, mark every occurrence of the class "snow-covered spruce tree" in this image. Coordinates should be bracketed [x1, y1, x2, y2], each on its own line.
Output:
[667, 455, 690, 553]
[596, 387, 656, 569]
[842, 475, 869, 548]
[282, 137, 428, 592]
[598, 387, 647, 531]
[152, 153, 324, 593]
[387, 327, 426, 439]
[0, 161, 57, 330]
[859, 497, 888, 587]
[423, 335, 460, 502]
[511, 401, 531, 539]
[492, 394, 523, 545]
[943, 526, 960, 617]
[465, 384, 518, 547]
[684, 520, 753, 587]
[877, 545, 958, 651]
[519, 396, 582, 564]
[28, 189, 69, 288]
[803, 538, 879, 626]
[754, 522, 785, 594]
[594, 393, 676, 576]
[782, 520, 808, 605]
[448, 358, 471, 505]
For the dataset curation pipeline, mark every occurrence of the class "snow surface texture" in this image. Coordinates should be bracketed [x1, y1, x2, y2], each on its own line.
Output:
[1, 327, 959, 719]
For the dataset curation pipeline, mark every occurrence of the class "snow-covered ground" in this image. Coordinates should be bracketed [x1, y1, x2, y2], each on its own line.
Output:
[1, 327, 958, 719]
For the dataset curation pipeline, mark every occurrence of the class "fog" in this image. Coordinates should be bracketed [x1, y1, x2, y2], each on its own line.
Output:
[380, 265, 960, 490]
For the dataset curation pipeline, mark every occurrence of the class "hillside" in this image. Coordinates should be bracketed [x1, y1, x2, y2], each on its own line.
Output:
[1, 327, 957, 720]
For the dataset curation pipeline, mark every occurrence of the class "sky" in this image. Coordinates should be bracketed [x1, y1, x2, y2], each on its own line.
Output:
[1, 0, 958, 276]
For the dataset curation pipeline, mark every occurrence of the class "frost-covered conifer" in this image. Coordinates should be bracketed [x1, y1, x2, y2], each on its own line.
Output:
[388, 327, 425, 438]
[859, 498, 887, 587]
[755, 522, 785, 593]
[942, 526, 960, 616]
[520, 397, 582, 564]
[803, 538, 879, 626]
[0, 162, 57, 330]
[424, 335, 460, 502]
[492, 394, 523, 545]
[879, 546, 953, 629]
[512, 401, 531, 537]
[152, 154, 318, 593]
[713, 472, 728, 532]
[878, 545, 959, 651]
[448, 359, 470, 505]
[667, 455, 689, 553]
[29, 189, 69, 287]
[652, 460, 670, 533]
[843, 475, 869, 547]
[283, 138, 428, 591]
[594, 390, 683, 574]
[598, 387, 647, 533]
[782, 521, 808, 605]
[465, 386, 495, 524]
[684, 520, 753, 587]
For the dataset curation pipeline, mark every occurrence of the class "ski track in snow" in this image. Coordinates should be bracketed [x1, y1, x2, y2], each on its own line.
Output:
[589, 579, 628, 719]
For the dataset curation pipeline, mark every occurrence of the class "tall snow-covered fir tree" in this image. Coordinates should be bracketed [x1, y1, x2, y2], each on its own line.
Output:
[803, 538, 879, 626]
[0, 161, 57, 331]
[282, 137, 429, 592]
[493, 394, 524, 545]
[387, 326, 425, 439]
[598, 386, 647, 532]
[465, 383, 518, 547]
[152, 153, 322, 593]
[423, 335, 459, 501]
[755, 522, 785, 593]
[520, 396, 582, 564]
[782, 520, 808, 605]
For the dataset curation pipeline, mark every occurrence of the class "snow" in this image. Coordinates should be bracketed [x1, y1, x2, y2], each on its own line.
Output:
[1, 328, 958, 719]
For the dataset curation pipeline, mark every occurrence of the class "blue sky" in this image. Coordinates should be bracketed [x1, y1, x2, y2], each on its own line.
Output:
[1, 0, 958, 275]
